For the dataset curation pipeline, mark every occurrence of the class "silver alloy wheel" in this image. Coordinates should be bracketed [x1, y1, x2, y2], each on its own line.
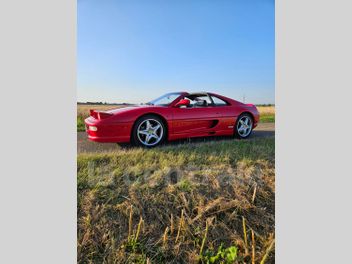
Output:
[137, 119, 164, 146]
[237, 116, 253, 137]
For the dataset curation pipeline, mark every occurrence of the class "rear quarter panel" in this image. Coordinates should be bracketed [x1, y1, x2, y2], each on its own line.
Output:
[237, 104, 260, 127]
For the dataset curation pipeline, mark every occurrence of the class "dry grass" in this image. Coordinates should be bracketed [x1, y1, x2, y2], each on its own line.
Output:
[257, 106, 275, 116]
[77, 138, 275, 263]
[257, 106, 275, 123]
[77, 104, 127, 118]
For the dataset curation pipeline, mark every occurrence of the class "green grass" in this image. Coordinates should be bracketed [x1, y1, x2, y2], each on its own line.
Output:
[77, 115, 85, 132]
[201, 244, 238, 263]
[260, 114, 275, 123]
[77, 138, 275, 263]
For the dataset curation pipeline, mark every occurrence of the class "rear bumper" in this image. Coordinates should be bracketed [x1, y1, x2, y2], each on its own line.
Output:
[84, 118, 132, 143]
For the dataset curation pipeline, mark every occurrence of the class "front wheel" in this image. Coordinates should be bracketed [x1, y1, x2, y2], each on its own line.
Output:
[132, 115, 166, 147]
[234, 113, 253, 139]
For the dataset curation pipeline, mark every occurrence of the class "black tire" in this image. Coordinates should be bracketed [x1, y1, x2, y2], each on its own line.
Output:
[234, 113, 254, 139]
[132, 114, 167, 147]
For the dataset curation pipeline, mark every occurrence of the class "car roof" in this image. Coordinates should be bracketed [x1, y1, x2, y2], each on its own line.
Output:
[186, 92, 209, 96]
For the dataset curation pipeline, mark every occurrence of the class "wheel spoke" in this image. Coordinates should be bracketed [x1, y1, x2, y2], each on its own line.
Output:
[152, 124, 161, 131]
[145, 134, 152, 143]
[138, 130, 149, 135]
[150, 134, 158, 140]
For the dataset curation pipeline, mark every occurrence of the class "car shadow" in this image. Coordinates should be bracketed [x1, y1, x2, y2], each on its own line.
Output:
[165, 129, 274, 145]
[117, 129, 274, 149]
[78, 127, 274, 153]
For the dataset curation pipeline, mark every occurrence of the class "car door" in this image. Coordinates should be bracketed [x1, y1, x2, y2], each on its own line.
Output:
[171, 96, 219, 136]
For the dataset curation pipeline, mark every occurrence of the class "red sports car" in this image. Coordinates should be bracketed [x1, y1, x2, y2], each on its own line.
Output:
[85, 92, 259, 147]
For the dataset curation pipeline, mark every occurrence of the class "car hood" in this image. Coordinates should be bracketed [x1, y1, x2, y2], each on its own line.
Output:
[106, 104, 158, 115]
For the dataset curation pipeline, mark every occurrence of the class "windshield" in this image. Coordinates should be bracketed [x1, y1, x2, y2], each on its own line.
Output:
[147, 92, 182, 106]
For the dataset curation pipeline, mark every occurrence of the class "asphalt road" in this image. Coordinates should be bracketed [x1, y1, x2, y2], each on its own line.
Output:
[78, 122, 275, 153]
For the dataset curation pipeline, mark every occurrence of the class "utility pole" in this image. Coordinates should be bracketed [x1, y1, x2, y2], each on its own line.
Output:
[243, 94, 246, 103]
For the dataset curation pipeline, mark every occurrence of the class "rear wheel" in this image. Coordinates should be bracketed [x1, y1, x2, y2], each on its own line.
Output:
[132, 115, 166, 147]
[234, 113, 253, 139]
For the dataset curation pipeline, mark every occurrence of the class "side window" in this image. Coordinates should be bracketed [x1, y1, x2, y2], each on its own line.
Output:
[196, 95, 213, 105]
[211, 96, 228, 106]
[187, 95, 212, 107]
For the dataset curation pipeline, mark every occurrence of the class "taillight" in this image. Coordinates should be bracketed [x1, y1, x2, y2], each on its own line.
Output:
[88, 126, 97, 131]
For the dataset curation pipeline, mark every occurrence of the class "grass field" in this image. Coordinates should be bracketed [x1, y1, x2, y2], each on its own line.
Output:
[77, 104, 275, 132]
[77, 137, 275, 263]
[256, 106, 275, 123]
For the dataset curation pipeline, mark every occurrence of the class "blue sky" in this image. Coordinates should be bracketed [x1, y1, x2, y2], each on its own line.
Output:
[78, 0, 274, 104]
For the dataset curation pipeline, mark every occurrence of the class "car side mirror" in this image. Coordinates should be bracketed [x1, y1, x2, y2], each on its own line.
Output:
[175, 99, 191, 107]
